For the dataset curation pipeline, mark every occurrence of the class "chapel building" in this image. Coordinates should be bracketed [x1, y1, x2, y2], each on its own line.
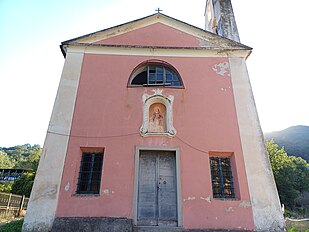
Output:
[23, 1, 285, 231]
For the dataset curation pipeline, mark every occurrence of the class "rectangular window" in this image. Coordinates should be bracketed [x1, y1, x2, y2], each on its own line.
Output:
[76, 152, 103, 194]
[210, 157, 235, 198]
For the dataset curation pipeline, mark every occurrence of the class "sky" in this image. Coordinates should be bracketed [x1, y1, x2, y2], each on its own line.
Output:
[0, 0, 308, 147]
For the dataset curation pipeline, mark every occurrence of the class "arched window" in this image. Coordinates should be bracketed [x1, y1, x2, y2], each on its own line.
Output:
[129, 62, 183, 87]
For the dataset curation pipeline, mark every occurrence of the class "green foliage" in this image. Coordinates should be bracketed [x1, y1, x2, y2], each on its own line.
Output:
[265, 125, 309, 162]
[0, 182, 13, 193]
[266, 140, 309, 209]
[286, 219, 309, 232]
[11, 173, 35, 197]
[13, 148, 41, 171]
[0, 219, 23, 232]
[0, 144, 41, 197]
[0, 144, 42, 171]
[0, 151, 14, 169]
[287, 227, 299, 232]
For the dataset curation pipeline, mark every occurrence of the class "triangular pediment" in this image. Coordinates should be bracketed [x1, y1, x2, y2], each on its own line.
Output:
[61, 13, 251, 55]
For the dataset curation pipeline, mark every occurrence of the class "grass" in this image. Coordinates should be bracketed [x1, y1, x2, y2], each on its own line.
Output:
[0, 219, 23, 232]
[0, 217, 308, 232]
[0, 218, 307, 232]
[286, 219, 309, 232]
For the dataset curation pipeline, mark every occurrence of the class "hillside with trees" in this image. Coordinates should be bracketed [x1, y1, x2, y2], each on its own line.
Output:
[265, 125, 309, 162]
[0, 144, 41, 196]
[0, 144, 41, 171]
[266, 140, 309, 216]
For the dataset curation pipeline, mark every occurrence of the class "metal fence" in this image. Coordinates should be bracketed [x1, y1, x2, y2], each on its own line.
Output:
[0, 192, 29, 217]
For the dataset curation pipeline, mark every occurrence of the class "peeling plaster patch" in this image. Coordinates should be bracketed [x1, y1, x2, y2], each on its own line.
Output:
[37, 185, 57, 199]
[239, 201, 251, 208]
[103, 189, 110, 195]
[220, 87, 231, 92]
[32, 185, 58, 201]
[198, 38, 215, 48]
[200, 196, 211, 203]
[212, 62, 230, 77]
[183, 196, 196, 202]
[225, 207, 233, 213]
[64, 182, 70, 192]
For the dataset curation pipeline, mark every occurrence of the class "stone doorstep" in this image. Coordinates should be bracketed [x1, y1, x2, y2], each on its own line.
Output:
[51, 217, 133, 232]
[51, 217, 253, 232]
[133, 226, 250, 232]
[133, 226, 183, 232]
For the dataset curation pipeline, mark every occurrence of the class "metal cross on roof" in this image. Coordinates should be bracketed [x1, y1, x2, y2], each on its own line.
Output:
[156, 8, 162, 13]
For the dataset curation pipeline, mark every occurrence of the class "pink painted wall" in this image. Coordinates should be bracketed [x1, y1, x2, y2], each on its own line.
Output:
[95, 23, 202, 48]
[55, 53, 254, 230]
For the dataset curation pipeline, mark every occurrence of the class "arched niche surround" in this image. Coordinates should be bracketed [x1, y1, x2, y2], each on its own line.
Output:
[140, 89, 176, 137]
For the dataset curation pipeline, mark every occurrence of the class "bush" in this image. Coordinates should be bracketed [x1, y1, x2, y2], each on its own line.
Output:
[0, 219, 23, 232]
[11, 173, 35, 197]
[286, 219, 309, 232]
[288, 227, 299, 232]
[0, 183, 13, 193]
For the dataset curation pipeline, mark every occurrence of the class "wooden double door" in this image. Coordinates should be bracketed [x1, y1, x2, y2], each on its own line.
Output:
[137, 151, 178, 226]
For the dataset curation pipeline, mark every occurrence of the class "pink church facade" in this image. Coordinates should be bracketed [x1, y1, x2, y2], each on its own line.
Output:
[57, 52, 253, 229]
[23, 11, 285, 232]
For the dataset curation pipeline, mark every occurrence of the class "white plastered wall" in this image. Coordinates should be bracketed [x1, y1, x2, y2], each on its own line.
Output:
[229, 57, 285, 231]
[22, 49, 84, 232]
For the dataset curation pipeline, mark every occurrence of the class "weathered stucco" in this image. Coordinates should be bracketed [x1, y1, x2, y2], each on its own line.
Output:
[61, 13, 250, 53]
[229, 57, 285, 231]
[205, 0, 240, 42]
[54, 51, 255, 230]
[95, 23, 201, 48]
[22, 51, 84, 232]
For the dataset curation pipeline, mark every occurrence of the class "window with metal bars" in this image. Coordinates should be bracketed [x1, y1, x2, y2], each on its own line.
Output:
[76, 152, 103, 194]
[209, 157, 235, 198]
[130, 64, 182, 87]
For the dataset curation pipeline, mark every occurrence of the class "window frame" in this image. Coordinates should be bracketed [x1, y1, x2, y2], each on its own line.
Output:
[128, 61, 184, 88]
[76, 151, 104, 195]
[209, 157, 235, 199]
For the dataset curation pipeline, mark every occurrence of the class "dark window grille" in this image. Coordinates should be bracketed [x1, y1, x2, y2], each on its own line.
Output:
[131, 65, 182, 87]
[76, 152, 103, 194]
[210, 157, 235, 198]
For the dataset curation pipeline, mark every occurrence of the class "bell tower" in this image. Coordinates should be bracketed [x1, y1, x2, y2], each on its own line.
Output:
[205, 0, 240, 42]
[205, 1, 286, 231]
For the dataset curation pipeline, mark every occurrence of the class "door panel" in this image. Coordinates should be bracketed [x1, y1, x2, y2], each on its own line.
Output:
[158, 153, 177, 226]
[137, 151, 177, 227]
[137, 153, 157, 225]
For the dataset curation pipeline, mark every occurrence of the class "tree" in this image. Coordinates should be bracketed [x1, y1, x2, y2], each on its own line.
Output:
[0, 182, 13, 193]
[13, 146, 42, 171]
[0, 150, 14, 168]
[0, 144, 42, 171]
[0, 144, 41, 197]
[11, 172, 35, 197]
[266, 140, 309, 209]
